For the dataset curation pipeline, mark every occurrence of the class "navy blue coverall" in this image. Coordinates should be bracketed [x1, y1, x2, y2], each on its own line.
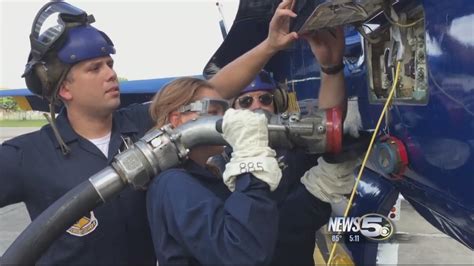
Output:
[146, 160, 279, 266]
[270, 149, 331, 266]
[146, 149, 331, 266]
[0, 104, 156, 265]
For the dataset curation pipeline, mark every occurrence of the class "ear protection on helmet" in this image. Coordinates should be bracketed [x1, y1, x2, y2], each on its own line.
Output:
[23, 1, 115, 101]
[23, 58, 46, 98]
[273, 82, 289, 113]
[24, 51, 72, 101]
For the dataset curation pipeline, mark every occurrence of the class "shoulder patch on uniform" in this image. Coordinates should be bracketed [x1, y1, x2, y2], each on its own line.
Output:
[66, 211, 98, 237]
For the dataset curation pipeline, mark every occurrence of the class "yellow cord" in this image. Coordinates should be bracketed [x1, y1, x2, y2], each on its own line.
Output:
[384, 12, 424, 28]
[287, 80, 301, 113]
[326, 61, 402, 265]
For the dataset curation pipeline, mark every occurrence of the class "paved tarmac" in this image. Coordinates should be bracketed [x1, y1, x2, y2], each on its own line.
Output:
[0, 127, 38, 142]
[0, 127, 473, 264]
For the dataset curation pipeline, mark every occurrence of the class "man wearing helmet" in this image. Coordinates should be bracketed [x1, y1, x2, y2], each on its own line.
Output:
[0, 2, 157, 265]
[0, 0, 298, 265]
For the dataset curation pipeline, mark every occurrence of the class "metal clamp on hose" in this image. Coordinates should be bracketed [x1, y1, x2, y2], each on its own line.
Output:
[90, 126, 188, 200]
[266, 109, 342, 154]
[111, 127, 182, 191]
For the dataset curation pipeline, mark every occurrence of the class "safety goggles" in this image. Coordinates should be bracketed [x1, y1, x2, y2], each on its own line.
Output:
[236, 93, 274, 109]
[178, 98, 229, 115]
[28, 1, 92, 61]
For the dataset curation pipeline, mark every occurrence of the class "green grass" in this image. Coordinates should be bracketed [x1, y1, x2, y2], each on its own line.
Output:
[0, 120, 48, 127]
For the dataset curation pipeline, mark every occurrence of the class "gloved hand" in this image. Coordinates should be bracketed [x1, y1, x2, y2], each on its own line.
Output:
[300, 157, 359, 203]
[222, 108, 282, 191]
[343, 100, 363, 138]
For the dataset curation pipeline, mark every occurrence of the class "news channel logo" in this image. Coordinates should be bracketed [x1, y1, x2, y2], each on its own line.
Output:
[327, 213, 395, 243]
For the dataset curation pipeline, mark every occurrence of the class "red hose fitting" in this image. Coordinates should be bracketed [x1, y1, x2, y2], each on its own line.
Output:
[326, 107, 343, 154]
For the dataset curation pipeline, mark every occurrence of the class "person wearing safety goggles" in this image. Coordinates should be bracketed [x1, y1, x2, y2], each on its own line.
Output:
[0, 2, 157, 265]
[146, 77, 281, 265]
[0, 0, 298, 265]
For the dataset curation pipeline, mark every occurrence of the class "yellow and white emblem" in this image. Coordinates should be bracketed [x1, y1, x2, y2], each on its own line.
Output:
[66, 211, 98, 237]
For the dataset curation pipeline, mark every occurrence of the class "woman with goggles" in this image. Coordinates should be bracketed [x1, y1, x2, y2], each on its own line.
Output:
[146, 77, 282, 265]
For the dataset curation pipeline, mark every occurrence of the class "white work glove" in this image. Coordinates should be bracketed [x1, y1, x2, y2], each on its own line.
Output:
[300, 157, 359, 203]
[222, 108, 282, 191]
[343, 100, 363, 138]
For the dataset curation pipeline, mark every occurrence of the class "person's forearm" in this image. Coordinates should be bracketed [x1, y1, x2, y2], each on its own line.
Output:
[210, 39, 278, 99]
[318, 71, 346, 111]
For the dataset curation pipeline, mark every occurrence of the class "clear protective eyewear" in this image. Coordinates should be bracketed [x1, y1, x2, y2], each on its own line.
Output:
[178, 98, 229, 116]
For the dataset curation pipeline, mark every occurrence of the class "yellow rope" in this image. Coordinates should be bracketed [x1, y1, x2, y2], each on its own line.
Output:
[288, 91, 300, 113]
[326, 61, 402, 265]
[384, 12, 424, 28]
[287, 80, 300, 113]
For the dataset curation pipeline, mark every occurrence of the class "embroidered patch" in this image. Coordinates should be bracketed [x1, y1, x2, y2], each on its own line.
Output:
[66, 211, 98, 237]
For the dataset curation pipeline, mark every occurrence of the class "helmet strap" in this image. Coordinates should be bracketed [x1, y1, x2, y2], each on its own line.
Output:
[36, 56, 73, 155]
[44, 101, 71, 156]
[45, 65, 73, 155]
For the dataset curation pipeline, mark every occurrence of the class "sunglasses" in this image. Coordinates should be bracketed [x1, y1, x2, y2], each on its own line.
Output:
[237, 93, 274, 109]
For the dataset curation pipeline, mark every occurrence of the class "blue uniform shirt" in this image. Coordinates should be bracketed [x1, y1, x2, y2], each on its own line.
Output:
[0, 104, 156, 265]
[146, 160, 279, 266]
[207, 148, 331, 266]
